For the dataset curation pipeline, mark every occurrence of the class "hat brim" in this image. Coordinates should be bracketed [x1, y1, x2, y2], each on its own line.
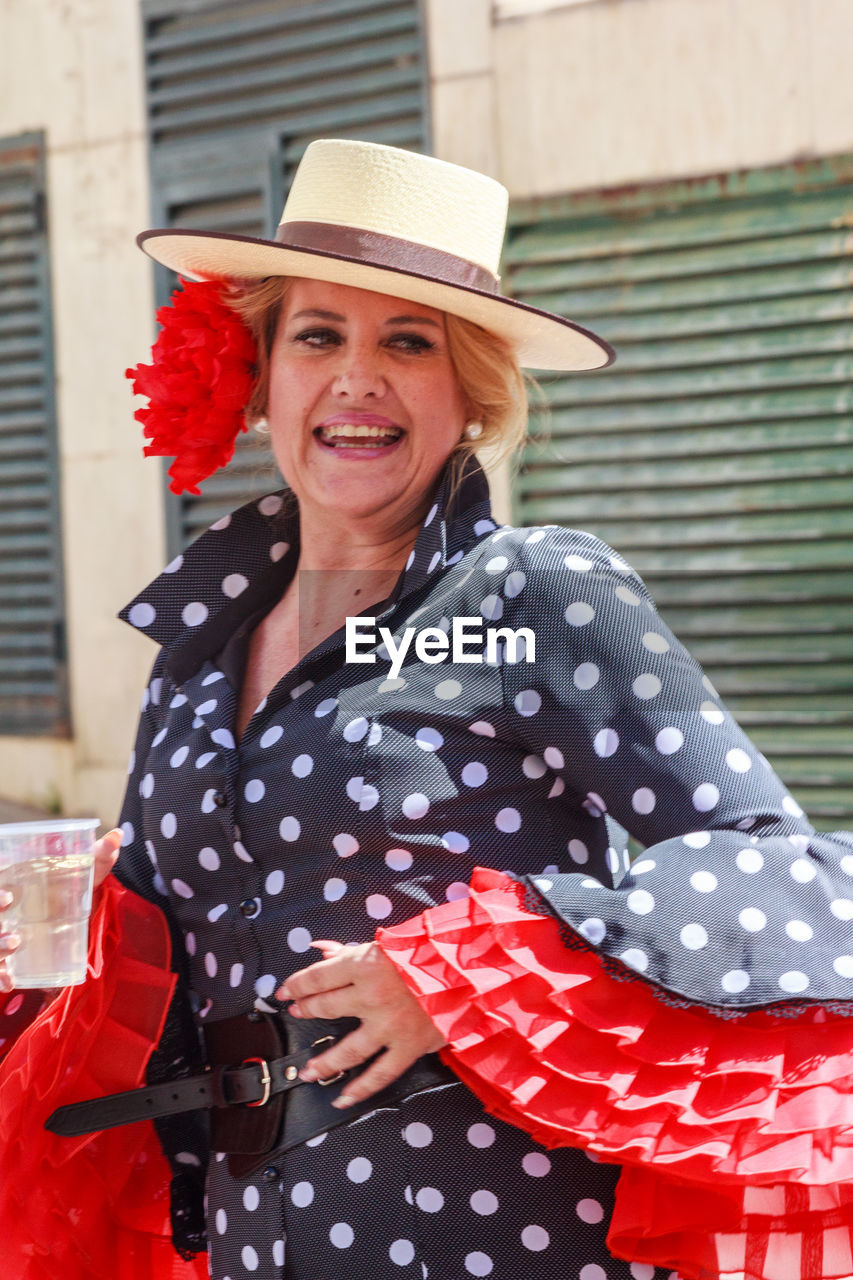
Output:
[137, 229, 615, 373]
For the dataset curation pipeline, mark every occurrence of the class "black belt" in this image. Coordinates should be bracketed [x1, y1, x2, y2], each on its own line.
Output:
[45, 1009, 458, 1178]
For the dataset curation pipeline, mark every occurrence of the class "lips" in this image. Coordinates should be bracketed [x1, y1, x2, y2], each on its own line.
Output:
[314, 417, 404, 449]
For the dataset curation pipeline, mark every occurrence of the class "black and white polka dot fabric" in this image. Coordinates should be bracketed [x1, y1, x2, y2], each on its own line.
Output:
[486, 532, 853, 1011]
[206, 1086, 669, 1280]
[113, 457, 849, 1279]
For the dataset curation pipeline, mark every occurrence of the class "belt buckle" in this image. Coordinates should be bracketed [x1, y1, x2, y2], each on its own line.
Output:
[243, 1056, 272, 1108]
[311, 1035, 345, 1086]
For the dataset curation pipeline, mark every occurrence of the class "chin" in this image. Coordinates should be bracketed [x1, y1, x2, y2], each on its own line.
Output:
[318, 467, 413, 504]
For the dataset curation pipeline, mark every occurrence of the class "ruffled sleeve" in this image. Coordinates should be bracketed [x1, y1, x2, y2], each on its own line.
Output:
[376, 867, 853, 1280]
[0, 874, 206, 1280]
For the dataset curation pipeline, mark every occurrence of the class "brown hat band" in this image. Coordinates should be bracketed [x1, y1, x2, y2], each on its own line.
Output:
[274, 221, 499, 294]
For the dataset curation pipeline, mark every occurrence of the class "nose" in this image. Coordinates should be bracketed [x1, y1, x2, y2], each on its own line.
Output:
[331, 347, 386, 399]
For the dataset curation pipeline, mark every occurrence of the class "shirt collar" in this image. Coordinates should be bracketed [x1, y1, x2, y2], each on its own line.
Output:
[120, 454, 497, 681]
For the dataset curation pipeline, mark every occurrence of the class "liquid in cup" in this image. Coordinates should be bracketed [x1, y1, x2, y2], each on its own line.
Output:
[0, 819, 99, 988]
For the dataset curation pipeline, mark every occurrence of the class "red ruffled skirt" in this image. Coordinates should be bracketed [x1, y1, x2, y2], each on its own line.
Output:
[0, 875, 206, 1280]
[377, 868, 853, 1280]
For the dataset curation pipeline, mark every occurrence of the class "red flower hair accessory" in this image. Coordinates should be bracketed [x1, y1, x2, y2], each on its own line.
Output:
[125, 278, 258, 496]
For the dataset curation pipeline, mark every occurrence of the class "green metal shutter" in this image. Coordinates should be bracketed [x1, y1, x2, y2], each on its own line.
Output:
[139, 0, 429, 547]
[505, 155, 853, 832]
[0, 132, 69, 736]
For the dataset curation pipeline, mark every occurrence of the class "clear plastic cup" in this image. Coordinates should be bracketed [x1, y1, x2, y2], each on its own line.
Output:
[0, 818, 99, 988]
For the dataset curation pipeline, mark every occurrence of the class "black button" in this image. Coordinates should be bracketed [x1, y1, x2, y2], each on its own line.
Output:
[213, 791, 227, 808]
[239, 898, 260, 918]
[262, 1166, 279, 1182]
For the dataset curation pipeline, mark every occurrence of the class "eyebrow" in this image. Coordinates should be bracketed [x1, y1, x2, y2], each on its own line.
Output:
[290, 309, 346, 322]
[290, 308, 441, 328]
[385, 314, 441, 328]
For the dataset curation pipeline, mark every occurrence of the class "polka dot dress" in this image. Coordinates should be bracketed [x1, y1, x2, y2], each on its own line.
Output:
[113, 457, 845, 1279]
[207, 1088, 668, 1279]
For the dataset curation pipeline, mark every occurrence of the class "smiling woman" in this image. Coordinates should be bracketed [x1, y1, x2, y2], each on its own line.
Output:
[3, 137, 853, 1280]
[228, 274, 529, 478]
[263, 281, 470, 535]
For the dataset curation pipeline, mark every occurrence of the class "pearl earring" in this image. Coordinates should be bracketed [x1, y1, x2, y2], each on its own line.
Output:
[465, 421, 483, 440]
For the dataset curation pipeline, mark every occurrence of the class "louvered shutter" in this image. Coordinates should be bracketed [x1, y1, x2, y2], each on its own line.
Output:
[505, 156, 853, 831]
[139, 0, 429, 547]
[0, 132, 69, 736]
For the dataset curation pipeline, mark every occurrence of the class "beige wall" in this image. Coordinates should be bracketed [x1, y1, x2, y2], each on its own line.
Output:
[429, 0, 853, 198]
[0, 0, 166, 823]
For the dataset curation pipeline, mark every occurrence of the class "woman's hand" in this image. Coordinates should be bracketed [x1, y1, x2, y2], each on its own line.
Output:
[0, 828, 122, 993]
[277, 941, 447, 1109]
[92, 827, 123, 890]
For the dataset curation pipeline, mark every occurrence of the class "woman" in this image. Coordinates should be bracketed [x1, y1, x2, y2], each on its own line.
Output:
[2, 139, 852, 1280]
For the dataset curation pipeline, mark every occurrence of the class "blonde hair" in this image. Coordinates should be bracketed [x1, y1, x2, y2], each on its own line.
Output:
[225, 276, 294, 428]
[449, 312, 529, 455]
[225, 277, 530, 467]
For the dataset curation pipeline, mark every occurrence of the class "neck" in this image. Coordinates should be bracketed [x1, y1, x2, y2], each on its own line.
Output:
[290, 508, 422, 643]
[295, 500, 428, 575]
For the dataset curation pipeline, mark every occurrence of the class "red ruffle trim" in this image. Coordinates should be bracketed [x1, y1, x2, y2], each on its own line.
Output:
[377, 868, 853, 1280]
[0, 876, 206, 1280]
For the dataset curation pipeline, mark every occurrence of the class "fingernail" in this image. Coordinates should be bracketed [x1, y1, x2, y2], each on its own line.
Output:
[0, 892, 13, 908]
[277, 984, 291, 1000]
[299, 1068, 318, 1082]
[332, 1094, 356, 1110]
[2, 934, 21, 952]
[289, 1003, 302, 1018]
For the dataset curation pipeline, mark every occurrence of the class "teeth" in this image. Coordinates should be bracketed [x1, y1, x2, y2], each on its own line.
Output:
[320, 423, 401, 439]
[318, 422, 403, 449]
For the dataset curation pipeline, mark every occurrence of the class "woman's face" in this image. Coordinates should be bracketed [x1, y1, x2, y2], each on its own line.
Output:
[266, 279, 470, 531]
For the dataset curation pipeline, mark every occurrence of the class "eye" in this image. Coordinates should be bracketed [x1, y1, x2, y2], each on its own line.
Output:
[293, 327, 342, 347]
[387, 332, 436, 353]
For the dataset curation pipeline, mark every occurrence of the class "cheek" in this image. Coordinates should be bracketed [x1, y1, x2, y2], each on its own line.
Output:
[268, 364, 319, 434]
[412, 371, 467, 433]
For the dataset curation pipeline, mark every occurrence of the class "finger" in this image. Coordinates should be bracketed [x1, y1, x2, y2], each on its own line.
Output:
[311, 939, 345, 958]
[277, 948, 364, 1001]
[330, 1048, 420, 1109]
[0, 933, 21, 955]
[298, 1025, 381, 1083]
[0, 891, 13, 913]
[94, 829, 123, 858]
[287, 987, 360, 1021]
[93, 829, 122, 889]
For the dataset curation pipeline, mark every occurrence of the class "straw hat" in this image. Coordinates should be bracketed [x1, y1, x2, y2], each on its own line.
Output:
[138, 139, 613, 372]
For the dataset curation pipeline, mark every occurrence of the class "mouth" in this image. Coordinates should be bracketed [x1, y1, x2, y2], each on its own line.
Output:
[314, 421, 405, 451]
